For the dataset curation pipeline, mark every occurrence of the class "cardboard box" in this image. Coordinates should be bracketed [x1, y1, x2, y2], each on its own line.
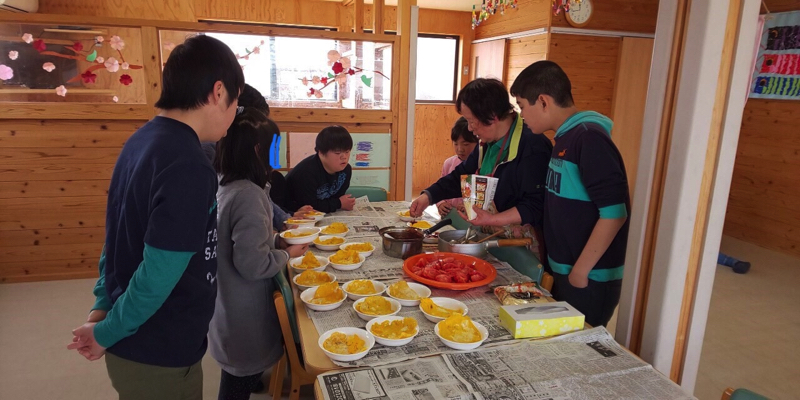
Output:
[499, 302, 585, 339]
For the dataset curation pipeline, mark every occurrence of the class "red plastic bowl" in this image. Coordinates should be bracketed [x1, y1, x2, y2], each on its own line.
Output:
[402, 252, 497, 291]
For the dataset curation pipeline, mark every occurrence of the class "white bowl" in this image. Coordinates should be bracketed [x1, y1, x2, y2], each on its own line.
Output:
[285, 218, 317, 229]
[386, 281, 432, 307]
[419, 297, 468, 323]
[328, 253, 365, 271]
[303, 211, 325, 221]
[288, 255, 330, 273]
[397, 211, 416, 222]
[292, 271, 337, 291]
[318, 224, 350, 237]
[280, 227, 321, 245]
[318, 327, 375, 362]
[339, 242, 375, 258]
[342, 280, 387, 301]
[300, 285, 346, 312]
[366, 316, 420, 347]
[434, 319, 489, 351]
[312, 235, 346, 251]
[352, 296, 401, 321]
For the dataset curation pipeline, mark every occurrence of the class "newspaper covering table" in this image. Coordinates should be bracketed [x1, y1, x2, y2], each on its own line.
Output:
[316, 327, 696, 400]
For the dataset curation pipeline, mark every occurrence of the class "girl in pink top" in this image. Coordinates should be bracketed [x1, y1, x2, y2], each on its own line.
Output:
[437, 117, 478, 217]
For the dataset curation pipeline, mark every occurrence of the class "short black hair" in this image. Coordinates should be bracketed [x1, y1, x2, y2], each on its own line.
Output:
[215, 108, 278, 189]
[510, 60, 574, 108]
[155, 35, 245, 111]
[455, 78, 514, 126]
[238, 84, 270, 116]
[450, 117, 477, 143]
[315, 126, 353, 154]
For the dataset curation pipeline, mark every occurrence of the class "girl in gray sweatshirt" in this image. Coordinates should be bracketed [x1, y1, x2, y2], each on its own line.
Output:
[209, 108, 308, 400]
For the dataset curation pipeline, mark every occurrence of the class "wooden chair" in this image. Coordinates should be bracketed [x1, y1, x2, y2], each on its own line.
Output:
[271, 290, 317, 400]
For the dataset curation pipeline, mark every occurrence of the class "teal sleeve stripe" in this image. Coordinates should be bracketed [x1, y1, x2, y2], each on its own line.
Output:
[91, 246, 112, 312]
[94, 244, 195, 348]
[548, 256, 625, 282]
[599, 204, 628, 219]
[547, 160, 591, 202]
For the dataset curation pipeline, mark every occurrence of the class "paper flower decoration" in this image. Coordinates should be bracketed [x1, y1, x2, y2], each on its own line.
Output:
[81, 70, 97, 83]
[121, 62, 130, 70]
[104, 57, 120, 73]
[327, 50, 341, 66]
[300, 49, 387, 98]
[252, 47, 260, 54]
[95, 36, 104, 43]
[119, 74, 133, 86]
[8, 51, 18, 60]
[96, 56, 105, 64]
[33, 39, 46, 52]
[73, 41, 84, 52]
[42, 62, 56, 72]
[331, 62, 344, 74]
[109, 36, 125, 51]
[56, 85, 67, 97]
[22, 33, 33, 44]
[112, 96, 119, 103]
[0, 64, 13, 80]
[312, 76, 321, 84]
[302, 77, 309, 86]
[347, 68, 356, 76]
[340, 57, 352, 70]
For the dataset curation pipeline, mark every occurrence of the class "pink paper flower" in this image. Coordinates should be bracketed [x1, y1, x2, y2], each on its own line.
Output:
[42, 62, 56, 72]
[327, 50, 341, 66]
[340, 57, 351, 70]
[121, 62, 130, 70]
[301, 77, 309, 86]
[104, 57, 120, 73]
[112, 96, 119, 103]
[22, 33, 33, 44]
[252, 46, 260, 54]
[314, 90, 323, 99]
[312, 76, 321, 84]
[0, 64, 13, 80]
[243, 55, 249, 60]
[260, 40, 265, 45]
[95, 56, 104, 64]
[73, 41, 84, 52]
[8, 51, 18, 60]
[163, 42, 175, 51]
[307, 88, 315, 97]
[56, 85, 67, 97]
[33, 39, 46, 52]
[95, 36, 104, 43]
[119, 74, 133, 86]
[109, 36, 125, 51]
[81, 70, 97, 83]
[332, 62, 344, 74]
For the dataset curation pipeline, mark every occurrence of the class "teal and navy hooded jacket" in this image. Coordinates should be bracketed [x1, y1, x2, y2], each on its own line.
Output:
[544, 111, 630, 282]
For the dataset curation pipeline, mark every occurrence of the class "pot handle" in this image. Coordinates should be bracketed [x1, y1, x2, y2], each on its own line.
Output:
[495, 238, 533, 247]
[424, 218, 452, 235]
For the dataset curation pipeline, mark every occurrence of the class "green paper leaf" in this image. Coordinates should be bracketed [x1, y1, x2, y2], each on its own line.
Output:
[328, 72, 335, 78]
[85, 50, 97, 62]
[361, 75, 372, 87]
[245, 48, 250, 53]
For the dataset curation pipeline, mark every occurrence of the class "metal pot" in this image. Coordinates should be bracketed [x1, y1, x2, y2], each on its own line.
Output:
[437, 229, 532, 259]
[380, 219, 451, 259]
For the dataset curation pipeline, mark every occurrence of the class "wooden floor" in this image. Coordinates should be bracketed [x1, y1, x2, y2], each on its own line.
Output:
[0, 235, 795, 399]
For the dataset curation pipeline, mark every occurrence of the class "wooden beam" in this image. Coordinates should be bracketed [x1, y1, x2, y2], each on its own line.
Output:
[354, 0, 365, 33]
[373, 0, 385, 34]
[0, 104, 153, 120]
[140, 26, 162, 117]
[269, 108, 392, 124]
[670, 0, 743, 384]
[395, 0, 417, 200]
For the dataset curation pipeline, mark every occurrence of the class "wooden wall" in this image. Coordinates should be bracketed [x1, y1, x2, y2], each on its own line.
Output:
[550, 0, 659, 33]
[505, 34, 549, 92]
[411, 105, 461, 195]
[474, 0, 551, 40]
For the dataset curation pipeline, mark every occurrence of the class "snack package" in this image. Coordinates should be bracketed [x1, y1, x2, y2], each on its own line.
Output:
[493, 282, 551, 306]
[461, 174, 499, 220]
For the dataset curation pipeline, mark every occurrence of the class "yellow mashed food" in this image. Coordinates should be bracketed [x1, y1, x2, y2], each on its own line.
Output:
[330, 249, 361, 265]
[389, 281, 421, 300]
[346, 280, 377, 295]
[370, 317, 418, 340]
[284, 230, 314, 238]
[310, 282, 343, 304]
[295, 270, 333, 286]
[344, 242, 374, 252]
[322, 332, 367, 355]
[322, 222, 348, 234]
[399, 210, 411, 217]
[410, 221, 432, 229]
[420, 298, 462, 318]
[306, 211, 324, 216]
[287, 218, 313, 224]
[295, 252, 321, 269]
[439, 314, 482, 343]
[355, 296, 394, 316]
[314, 236, 345, 245]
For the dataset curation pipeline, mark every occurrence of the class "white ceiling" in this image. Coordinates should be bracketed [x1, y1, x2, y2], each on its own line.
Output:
[324, 0, 479, 12]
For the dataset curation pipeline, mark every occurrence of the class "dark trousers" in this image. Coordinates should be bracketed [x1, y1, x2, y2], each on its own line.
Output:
[218, 369, 264, 400]
[550, 272, 622, 327]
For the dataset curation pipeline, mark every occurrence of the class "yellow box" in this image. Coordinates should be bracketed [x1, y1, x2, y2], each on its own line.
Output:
[499, 302, 585, 339]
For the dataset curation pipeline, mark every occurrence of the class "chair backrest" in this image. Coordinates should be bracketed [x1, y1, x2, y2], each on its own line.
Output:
[273, 290, 308, 376]
[272, 271, 300, 343]
[722, 388, 770, 400]
[346, 186, 388, 202]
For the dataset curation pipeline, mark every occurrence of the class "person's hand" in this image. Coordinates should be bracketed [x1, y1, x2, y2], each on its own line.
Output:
[568, 270, 589, 289]
[409, 194, 431, 218]
[86, 310, 107, 323]
[339, 195, 356, 211]
[436, 202, 453, 219]
[294, 205, 315, 218]
[457, 205, 495, 227]
[286, 244, 309, 258]
[67, 323, 106, 361]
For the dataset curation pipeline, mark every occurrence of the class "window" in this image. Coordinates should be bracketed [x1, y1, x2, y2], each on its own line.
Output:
[415, 35, 459, 102]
